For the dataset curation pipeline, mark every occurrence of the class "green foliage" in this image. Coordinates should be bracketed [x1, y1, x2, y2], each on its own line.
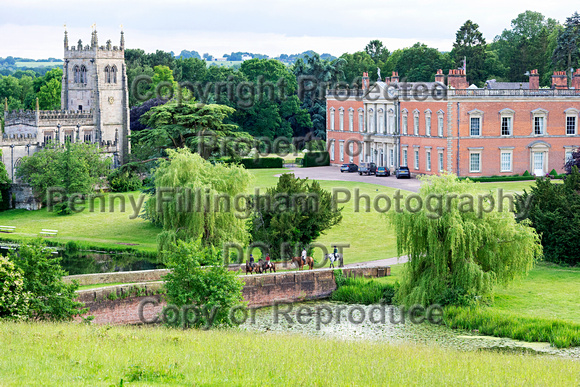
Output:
[145, 148, 252, 252]
[386, 43, 454, 82]
[292, 54, 343, 138]
[552, 12, 580, 72]
[15, 142, 112, 207]
[250, 173, 342, 260]
[302, 151, 330, 167]
[523, 170, 531, 176]
[0, 255, 29, 319]
[9, 239, 86, 321]
[150, 65, 176, 98]
[515, 166, 580, 265]
[239, 157, 283, 169]
[331, 275, 397, 305]
[134, 99, 252, 160]
[108, 167, 143, 192]
[459, 175, 539, 182]
[125, 363, 184, 383]
[549, 168, 558, 177]
[389, 174, 542, 306]
[37, 78, 61, 110]
[444, 306, 580, 348]
[452, 20, 487, 86]
[162, 239, 244, 328]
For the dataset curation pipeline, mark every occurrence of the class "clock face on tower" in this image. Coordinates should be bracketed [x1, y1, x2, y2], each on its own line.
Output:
[108, 96, 114, 104]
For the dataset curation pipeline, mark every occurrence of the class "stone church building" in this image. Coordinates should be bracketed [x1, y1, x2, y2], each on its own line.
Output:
[1, 28, 130, 181]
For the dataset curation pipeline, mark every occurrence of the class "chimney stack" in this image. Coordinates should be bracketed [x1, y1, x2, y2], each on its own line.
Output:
[447, 69, 468, 89]
[528, 69, 539, 90]
[435, 69, 444, 84]
[571, 69, 580, 90]
[362, 72, 369, 91]
[391, 71, 399, 83]
[552, 71, 568, 90]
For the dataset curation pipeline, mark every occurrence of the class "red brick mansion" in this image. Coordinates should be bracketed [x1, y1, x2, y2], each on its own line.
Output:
[326, 69, 580, 177]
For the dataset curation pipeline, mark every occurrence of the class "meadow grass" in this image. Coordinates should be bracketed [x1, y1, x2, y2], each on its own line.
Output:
[330, 272, 396, 305]
[0, 191, 160, 253]
[0, 321, 578, 386]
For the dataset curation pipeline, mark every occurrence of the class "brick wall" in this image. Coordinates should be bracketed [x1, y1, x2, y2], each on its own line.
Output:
[75, 266, 391, 325]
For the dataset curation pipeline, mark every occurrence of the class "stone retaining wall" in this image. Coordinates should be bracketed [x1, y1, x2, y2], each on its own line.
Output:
[75, 266, 390, 325]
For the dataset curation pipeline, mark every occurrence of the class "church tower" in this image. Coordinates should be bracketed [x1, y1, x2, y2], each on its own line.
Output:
[61, 27, 130, 164]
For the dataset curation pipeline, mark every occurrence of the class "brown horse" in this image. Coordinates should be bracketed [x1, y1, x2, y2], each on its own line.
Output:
[260, 259, 276, 273]
[245, 260, 261, 275]
[291, 256, 314, 270]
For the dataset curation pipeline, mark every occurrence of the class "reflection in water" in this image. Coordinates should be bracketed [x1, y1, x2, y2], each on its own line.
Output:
[59, 251, 164, 275]
[0, 246, 164, 275]
[238, 301, 580, 360]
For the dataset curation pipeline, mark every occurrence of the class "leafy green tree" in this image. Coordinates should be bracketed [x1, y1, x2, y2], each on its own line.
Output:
[553, 12, 580, 75]
[392, 43, 454, 82]
[162, 239, 244, 328]
[37, 78, 61, 110]
[293, 54, 344, 138]
[150, 65, 176, 99]
[237, 58, 312, 139]
[175, 57, 207, 83]
[16, 142, 112, 206]
[491, 11, 559, 84]
[135, 100, 251, 159]
[365, 39, 390, 65]
[9, 240, 85, 321]
[389, 174, 542, 306]
[516, 166, 580, 266]
[339, 51, 375, 84]
[0, 256, 29, 320]
[145, 148, 252, 252]
[452, 20, 487, 86]
[250, 173, 343, 261]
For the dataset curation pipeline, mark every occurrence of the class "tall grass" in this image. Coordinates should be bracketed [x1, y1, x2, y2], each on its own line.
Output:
[331, 271, 396, 304]
[444, 306, 580, 348]
[0, 321, 578, 386]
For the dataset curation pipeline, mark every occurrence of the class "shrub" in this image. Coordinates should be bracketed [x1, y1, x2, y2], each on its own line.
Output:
[240, 157, 283, 169]
[302, 152, 330, 167]
[162, 239, 244, 329]
[515, 166, 580, 265]
[0, 256, 29, 319]
[549, 169, 558, 177]
[523, 170, 531, 176]
[9, 239, 86, 321]
[108, 168, 143, 192]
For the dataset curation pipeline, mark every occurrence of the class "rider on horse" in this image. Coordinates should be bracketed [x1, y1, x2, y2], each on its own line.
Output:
[301, 248, 307, 265]
[249, 254, 255, 268]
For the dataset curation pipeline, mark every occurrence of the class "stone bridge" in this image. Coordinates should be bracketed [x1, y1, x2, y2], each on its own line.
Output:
[72, 266, 391, 325]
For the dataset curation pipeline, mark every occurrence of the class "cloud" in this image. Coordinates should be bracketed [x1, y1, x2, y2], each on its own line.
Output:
[0, 0, 577, 58]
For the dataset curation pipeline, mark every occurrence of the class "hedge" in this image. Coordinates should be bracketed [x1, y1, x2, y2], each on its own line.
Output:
[302, 152, 330, 167]
[459, 174, 564, 182]
[239, 157, 284, 169]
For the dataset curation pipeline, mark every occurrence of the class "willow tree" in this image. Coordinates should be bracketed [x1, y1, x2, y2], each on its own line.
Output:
[389, 174, 542, 306]
[145, 148, 252, 253]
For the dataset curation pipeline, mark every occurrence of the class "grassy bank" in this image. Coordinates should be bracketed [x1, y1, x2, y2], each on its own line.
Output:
[0, 321, 578, 386]
[0, 191, 160, 253]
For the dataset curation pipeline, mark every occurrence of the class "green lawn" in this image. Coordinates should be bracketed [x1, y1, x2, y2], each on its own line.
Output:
[0, 321, 577, 386]
[0, 170, 548, 264]
[0, 191, 160, 253]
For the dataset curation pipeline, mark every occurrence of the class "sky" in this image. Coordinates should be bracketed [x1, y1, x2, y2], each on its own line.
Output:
[0, 0, 578, 59]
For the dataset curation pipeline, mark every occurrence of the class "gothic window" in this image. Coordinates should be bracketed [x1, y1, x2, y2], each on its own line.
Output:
[105, 66, 111, 83]
[80, 65, 87, 84]
[84, 132, 92, 143]
[111, 66, 117, 83]
[73, 65, 80, 83]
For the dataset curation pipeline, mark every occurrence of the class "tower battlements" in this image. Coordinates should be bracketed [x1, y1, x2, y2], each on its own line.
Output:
[63, 29, 125, 59]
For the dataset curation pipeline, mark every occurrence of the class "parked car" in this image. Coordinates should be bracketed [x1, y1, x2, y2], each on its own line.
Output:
[340, 163, 358, 173]
[358, 162, 377, 175]
[376, 166, 390, 177]
[395, 166, 411, 179]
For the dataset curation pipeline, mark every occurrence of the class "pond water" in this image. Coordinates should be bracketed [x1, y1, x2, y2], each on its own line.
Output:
[238, 301, 580, 360]
[59, 251, 164, 275]
[0, 246, 164, 275]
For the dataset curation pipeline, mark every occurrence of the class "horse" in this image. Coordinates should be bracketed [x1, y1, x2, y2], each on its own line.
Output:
[245, 260, 261, 275]
[327, 253, 343, 268]
[291, 256, 314, 270]
[260, 259, 276, 273]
